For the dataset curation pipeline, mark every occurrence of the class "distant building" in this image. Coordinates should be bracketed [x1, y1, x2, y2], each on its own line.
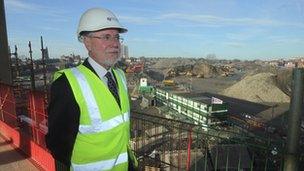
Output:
[43, 47, 49, 60]
[120, 44, 129, 59]
[268, 61, 278, 67]
[284, 61, 295, 68]
[155, 88, 228, 131]
[297, 59, 304, 68]
[60, 54, 82, 68]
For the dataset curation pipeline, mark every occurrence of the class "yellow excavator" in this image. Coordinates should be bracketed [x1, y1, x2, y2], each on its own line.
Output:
[162, 79, 175, 86]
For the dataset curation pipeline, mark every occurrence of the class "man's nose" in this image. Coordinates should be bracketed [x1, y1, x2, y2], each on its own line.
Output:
[110, 40, 120, 48]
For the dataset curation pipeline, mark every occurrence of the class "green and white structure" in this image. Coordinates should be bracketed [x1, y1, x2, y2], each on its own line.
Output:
[155, 88, 228, 130]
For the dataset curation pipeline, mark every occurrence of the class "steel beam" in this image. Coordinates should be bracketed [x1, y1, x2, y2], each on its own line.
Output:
[0, 0, 12, 84]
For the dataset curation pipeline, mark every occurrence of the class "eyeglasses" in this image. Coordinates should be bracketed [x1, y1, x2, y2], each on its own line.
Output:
[88, 34, 124, 43]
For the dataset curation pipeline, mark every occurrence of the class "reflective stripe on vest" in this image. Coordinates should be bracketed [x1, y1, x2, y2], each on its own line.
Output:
[79, 112, 129, 133]
[72, 152, 128, 171]
[114, 69, 127, 92]
[70, 67, 129, 134]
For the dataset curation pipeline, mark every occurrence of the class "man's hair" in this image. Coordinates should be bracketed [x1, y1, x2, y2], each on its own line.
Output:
[79, 31, 92, 37]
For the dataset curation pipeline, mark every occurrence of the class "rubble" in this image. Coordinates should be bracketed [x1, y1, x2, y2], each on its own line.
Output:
[150, 58, 196, 70]
[149, 59, 232, 79]
[192, 62, 218, 78]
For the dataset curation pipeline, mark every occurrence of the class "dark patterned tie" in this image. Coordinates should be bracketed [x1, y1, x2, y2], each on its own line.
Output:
[105, 71, 120, 107]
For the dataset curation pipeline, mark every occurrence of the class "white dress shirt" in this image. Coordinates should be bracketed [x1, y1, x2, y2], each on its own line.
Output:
[88, 57, 116, 86]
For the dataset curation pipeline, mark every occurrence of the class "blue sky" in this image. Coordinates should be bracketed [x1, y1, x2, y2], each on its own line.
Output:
[4, 0, 304, 60]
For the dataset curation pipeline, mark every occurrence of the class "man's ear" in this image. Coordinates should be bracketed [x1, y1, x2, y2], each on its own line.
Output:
[83, 36, 92, 51]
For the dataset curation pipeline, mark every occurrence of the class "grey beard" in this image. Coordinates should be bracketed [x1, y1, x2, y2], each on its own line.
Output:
[102, 56, 121, 69]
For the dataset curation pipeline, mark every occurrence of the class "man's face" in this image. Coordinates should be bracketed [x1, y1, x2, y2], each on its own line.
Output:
[83, 29, 121, 69]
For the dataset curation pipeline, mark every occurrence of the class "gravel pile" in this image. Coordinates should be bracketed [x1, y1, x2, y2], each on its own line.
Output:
[222, 72, 290, 103]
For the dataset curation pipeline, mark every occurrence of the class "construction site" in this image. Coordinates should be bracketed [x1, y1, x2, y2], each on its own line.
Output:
[1, 43, 303, 170]
[1, 1, 304, 171]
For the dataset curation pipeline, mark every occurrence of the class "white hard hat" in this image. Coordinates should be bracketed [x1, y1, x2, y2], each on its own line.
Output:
[77, 8, 127, 42]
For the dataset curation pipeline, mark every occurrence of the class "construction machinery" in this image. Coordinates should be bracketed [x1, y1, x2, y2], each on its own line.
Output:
[126, 63, 144, 73]
[162, 79, 175, 86]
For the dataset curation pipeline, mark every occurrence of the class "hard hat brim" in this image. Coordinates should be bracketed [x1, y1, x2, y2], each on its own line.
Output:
[78, 26, 127, 42]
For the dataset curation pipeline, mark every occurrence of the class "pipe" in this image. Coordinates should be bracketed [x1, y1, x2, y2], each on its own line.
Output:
[284, 68, 304, 171]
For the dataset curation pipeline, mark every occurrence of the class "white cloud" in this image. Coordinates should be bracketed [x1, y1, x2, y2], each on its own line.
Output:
[120, 16, 160, 25]
[127, 37, 160, 43]
[159, 12, 304, 27]
[269, 36, 304, 44]
[118, 6, 161, 14]
[38, 26, 60, 31]
[5, 0, 69, 18]
[155, 32, 202, 38]
[5, 0, 42, 11]
[122, 12, 304, 28]
[226, 29, 267, 41]
[224, 42, 245, 48]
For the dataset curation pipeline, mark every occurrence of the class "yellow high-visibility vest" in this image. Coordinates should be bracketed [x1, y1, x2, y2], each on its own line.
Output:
[54, 64, 132, 171]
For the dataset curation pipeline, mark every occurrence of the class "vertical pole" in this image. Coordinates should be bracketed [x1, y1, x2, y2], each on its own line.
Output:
[250, 153, 255, 171]
[0, 84, 3, 121]
[238, 149, 241, 171]
[15, 45, 19, 78]
[154, 123, 157, 167]
[186, 129, 192, 171]
[225, 146, 229, 171]
[264, 151, 268, 171]
[264, 137, 270, 171]
[0, 0, 12, 84]
[214, 146, 218, 171]
[162, 125, 165, 170]
[8, 46, 14, 81]
[169, 129, 173, 171]
[178, 128, 181, 171]
[40, 36, 48, 105]
[40, 36, 47, 88]
[204, 143, 208, 171]
[284, 68, 304, 171]
[28, 41, 35, 90]
[194, 131, 197, 171]
[141, 119, 145, 170]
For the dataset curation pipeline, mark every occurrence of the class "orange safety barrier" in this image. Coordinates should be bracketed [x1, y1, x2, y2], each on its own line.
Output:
[28, 91, 48, 148]
[0, 83, 55, 171]
[0, 83, 18, 128]
[27, 90, 54, 170]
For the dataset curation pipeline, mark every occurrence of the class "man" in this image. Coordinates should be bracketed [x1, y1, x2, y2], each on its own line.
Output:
[46, 8, 137, 171]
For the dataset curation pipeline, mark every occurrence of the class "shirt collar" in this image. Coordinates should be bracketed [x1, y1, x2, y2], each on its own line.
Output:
[88, 57, 109, 79]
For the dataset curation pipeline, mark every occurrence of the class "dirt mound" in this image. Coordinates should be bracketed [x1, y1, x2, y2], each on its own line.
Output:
[163, 62, 221, 78]
[192, 63, 219, 78]
[144, 69, 165, 81]
[151, 58, 196, 69]
[222, 72, 290, 103]
[149, 58, 230, 79]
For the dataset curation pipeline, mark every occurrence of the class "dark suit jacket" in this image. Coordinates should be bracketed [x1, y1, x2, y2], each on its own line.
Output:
[46, 60, 92, 166]
[45, 59, 132, 169]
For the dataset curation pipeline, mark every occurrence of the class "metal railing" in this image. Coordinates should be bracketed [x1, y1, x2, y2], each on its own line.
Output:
[131, 110, 285, 171]
[2, 73, 304, 171]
